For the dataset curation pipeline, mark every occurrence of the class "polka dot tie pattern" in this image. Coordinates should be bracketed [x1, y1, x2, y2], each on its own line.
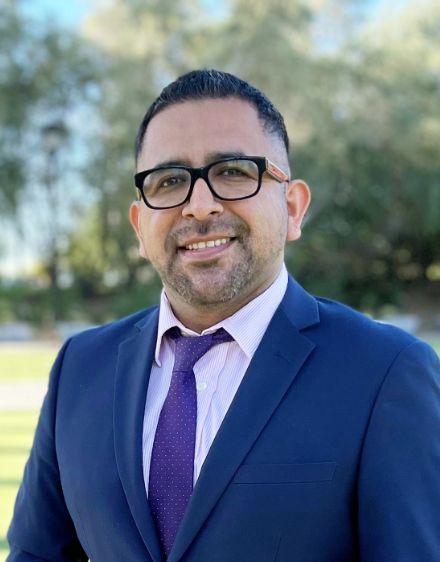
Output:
[149, 327, 233, 559]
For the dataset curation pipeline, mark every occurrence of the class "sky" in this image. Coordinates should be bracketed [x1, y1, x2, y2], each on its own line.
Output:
[20, 0, 414, 28]
[19, 0, 91, 28]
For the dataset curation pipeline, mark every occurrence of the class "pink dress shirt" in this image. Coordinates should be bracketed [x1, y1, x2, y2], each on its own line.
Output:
[142, 265, 288, 494]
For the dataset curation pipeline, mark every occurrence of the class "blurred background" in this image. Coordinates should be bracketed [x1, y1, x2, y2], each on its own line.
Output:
[1, 0, 440, 338]
[0, 1, 439, 556]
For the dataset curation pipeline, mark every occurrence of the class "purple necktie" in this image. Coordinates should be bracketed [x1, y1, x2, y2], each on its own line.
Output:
[149, 327, 232, 558]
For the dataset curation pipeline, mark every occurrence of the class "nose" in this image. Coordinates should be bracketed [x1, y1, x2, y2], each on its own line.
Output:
[181, 178, 224, 221]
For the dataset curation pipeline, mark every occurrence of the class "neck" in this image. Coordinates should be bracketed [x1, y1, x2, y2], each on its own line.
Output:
[167, 299, 240, 333]
[164, 273, 281, 333]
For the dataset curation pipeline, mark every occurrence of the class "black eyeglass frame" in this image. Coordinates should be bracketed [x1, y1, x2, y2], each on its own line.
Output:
[134, 156, 290, 210]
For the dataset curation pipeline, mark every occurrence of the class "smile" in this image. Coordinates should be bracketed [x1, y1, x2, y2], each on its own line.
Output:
[185, 238, 230, 251]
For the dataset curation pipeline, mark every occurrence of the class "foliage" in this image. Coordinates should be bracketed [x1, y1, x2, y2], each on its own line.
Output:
[0, 1, 38, 216]
[1, 0, 439, 325]
[0, 1, 97, 220]
[289, 3, 440, 307]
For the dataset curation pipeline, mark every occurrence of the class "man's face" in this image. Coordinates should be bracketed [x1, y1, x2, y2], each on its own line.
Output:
[130, 97, 310, 322]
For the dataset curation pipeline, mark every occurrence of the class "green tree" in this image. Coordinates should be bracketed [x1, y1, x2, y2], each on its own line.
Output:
[292, 0, 440, 308]
[59, 0, 440, 320]
[0, 1, 96, 218]
[0, 1, 39, 215]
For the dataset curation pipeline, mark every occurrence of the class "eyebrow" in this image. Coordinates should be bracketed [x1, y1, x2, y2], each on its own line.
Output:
[151, 150, 249, 170]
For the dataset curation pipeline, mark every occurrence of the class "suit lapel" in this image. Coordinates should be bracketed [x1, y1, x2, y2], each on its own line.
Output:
[114, 308, 163, 562]
[169, 277, 319, 562]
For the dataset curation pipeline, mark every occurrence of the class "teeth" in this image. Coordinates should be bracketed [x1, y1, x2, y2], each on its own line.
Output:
[185, 238, 229, 250]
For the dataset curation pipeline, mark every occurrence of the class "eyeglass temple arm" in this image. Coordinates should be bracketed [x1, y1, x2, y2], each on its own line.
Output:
[265, 158, 289, 183]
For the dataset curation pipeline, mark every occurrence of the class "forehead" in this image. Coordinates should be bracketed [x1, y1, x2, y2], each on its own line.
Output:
[137, 97, 279, 170]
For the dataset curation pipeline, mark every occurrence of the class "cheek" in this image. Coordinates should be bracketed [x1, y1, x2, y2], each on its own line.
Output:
[139, 225, 157, 260]
[246, 196, 287, 243]
[139, 214, 173, 262]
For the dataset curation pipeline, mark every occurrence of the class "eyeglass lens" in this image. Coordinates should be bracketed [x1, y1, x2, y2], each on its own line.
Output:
[142, 159, 260, 207]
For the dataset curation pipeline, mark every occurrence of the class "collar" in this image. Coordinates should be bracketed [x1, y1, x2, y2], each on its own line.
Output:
[154, 265, 288, 365]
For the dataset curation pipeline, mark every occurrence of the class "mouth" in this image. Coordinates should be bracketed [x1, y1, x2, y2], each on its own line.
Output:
[177, 236, 236, 260]
[183, 237, 231, 251]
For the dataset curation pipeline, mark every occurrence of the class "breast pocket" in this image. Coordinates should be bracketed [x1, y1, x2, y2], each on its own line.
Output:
[232, 462, 337, 484]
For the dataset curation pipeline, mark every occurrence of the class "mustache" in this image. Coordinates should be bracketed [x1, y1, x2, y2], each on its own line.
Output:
[167, 218, 250, 248]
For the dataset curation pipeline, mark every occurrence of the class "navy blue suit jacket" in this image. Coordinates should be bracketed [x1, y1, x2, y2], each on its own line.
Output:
[7, 277, 440, 561]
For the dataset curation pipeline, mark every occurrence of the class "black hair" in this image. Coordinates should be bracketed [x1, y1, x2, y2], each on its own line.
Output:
[135, 69, 289, 159]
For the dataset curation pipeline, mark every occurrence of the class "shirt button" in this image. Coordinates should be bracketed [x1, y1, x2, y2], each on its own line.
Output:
[196, 382, 208, 391]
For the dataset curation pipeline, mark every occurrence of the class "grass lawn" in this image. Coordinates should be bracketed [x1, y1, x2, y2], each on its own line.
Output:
[0, 411, 39, 561]
[0, 344, 57, 560]
[430, 338, 440, 355]
[0, 344, 58, 381]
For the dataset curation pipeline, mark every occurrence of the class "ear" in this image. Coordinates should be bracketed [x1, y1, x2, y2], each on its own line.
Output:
[286, 180, 311, 241]
[129, 201, 149, 260]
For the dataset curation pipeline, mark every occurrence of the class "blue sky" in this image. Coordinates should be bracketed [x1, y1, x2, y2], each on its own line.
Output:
[20, 0, 90, 27]
[21, 0, 413, 28]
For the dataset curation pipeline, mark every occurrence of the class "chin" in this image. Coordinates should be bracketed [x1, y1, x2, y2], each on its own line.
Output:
[173, 274, 251, 308]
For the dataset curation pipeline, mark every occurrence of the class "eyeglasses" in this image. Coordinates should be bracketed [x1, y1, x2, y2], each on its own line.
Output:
[134, 156, 289, 210]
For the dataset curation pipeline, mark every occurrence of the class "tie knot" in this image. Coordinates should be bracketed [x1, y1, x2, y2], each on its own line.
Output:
[168, 327, 233, 372]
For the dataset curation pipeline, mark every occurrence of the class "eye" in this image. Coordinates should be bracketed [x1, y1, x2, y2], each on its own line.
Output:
[158, 175, 186, 188]
[220, 166, 246, 177]
[148, 170, 189, 192]
[215, 162, 254, 177]
[211, 160, 258, 181]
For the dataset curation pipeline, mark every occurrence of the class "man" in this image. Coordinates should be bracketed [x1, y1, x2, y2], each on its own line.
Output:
[7, 69, 440, 561]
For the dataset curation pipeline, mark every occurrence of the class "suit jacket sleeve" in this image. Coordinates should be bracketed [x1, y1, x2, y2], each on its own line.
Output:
[7, 339, 88, 562]
[358, 339, 440, 560]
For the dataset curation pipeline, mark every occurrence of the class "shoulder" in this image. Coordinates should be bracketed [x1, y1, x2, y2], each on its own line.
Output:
[285, 290, 439, 421]
[283, 276, 418, 353]
[315, 295, 418, 351]
[313, 296, 439, 376]
[316, 296, 413, 344]
[283, 276, 437, 369]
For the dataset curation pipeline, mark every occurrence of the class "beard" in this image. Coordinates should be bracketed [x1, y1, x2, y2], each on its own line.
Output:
[165, 251, 256, 308]
[155, 217, 284, 310]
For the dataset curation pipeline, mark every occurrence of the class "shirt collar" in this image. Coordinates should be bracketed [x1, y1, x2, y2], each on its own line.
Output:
[154, 265, 288, 365]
